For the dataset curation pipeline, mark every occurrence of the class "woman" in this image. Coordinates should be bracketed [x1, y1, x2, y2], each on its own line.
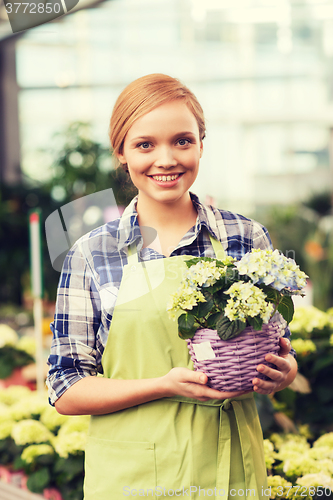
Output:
[47, 74, 297, 499]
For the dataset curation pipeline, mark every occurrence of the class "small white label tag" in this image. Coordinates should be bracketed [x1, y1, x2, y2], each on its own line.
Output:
[192, 341, 216, 361]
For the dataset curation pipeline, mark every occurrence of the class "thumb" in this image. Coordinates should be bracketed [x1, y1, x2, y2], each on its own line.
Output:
[279, 337, 291, 356]
[195, 372, 208, 384]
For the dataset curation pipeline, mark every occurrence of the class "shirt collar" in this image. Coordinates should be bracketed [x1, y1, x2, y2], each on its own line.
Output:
[117, 193, 220, 251]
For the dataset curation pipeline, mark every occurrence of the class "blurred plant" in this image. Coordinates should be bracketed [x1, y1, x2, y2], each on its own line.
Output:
[258, 192, 333, 310]
[0, 121, 137, 306]
[0, 325, 34, 379]
[264, 432, 333, 499]
[273, 306, 333, 432]
[44, 122, 137, 207]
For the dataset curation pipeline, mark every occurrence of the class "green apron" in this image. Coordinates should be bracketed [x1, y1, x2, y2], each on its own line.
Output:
[84, 235, 268, 499]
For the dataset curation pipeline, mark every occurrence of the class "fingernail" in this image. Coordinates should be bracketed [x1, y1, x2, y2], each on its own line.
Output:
[200, 375, 206, 383]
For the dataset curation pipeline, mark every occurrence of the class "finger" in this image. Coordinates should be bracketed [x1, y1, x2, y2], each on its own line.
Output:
[279, 337, 291, 356]
[263, 353, 290, 370]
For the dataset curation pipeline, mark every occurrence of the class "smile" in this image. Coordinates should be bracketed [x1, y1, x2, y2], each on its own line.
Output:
[150, 174, 182, 182]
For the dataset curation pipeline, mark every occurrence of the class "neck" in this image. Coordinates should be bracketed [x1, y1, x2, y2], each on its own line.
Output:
[136, 192, 196, 229]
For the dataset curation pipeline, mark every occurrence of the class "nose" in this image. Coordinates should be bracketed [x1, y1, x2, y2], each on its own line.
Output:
[153, 146, 177, 169]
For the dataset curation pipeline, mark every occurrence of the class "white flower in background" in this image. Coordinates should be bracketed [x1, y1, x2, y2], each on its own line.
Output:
[21, 444, 54, 464]
[0, 421, 14, 440]
[17, 335, 36, 357]
[40, 405, 70, 431]
[58, 415, 90, 436]
[291, 338, 316, 356]
[9, 393, 49, 421]
[0, 386, 31, 406]
[0, 324, 18, 347]
[308, 446, 333, 460]
[290, 306, 331, 335]
[263, 439, 275, 469]
[313, 432, 333, 449]
[276, 438, 310, 462]
[12, 419, 53, 445]
[296, 472, 333, 490]
[54, 431, 86, 458]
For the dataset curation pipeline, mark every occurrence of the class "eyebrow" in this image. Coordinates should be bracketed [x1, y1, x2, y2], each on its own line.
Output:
[130, 132, 197, 143]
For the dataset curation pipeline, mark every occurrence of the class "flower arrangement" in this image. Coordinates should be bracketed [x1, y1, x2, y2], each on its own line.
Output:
[167, 249, 308, 340]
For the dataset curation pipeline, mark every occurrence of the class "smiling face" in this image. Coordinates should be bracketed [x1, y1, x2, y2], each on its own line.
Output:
[117, 100, 203, 208]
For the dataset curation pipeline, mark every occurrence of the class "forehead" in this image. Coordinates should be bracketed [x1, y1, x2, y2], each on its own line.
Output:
[126, 100, 200, 139]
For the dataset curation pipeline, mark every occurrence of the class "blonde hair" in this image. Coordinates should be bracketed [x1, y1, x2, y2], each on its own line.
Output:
[109, 74, 206, 170]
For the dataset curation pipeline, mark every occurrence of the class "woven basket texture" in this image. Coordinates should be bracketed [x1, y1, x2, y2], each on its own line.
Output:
[187, 322, 283, 392]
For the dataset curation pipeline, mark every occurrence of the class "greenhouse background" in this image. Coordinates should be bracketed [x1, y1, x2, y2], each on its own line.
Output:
[0, 0, 333, 498]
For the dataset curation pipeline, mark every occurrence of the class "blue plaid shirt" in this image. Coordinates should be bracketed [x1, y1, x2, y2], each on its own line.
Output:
[47, 193, 293, 405]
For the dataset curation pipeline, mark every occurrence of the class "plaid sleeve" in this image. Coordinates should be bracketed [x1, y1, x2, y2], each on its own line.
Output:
[46, 237, 102, 405]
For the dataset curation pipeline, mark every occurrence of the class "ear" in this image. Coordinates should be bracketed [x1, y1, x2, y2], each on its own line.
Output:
[116, 151, 127, 165]
[199, 141, 203, 158]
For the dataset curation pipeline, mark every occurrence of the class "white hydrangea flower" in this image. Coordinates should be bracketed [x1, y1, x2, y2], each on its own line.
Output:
[21, 444, 54, 464]
[263, 439, 275, 469]
[54, 431, 86, 458]
[11, 419, 53, 445]
[236, 249, 308, 292]
[0, 386, 32, 406]
[184, 260, 223, 288]
[313, 432, 333, 449]
[0, 324, 18, 347]
[40, 405, 70, 431]
[291, 338, 316, 356]
[296, 472, 333, 490]
[290, 306, 331, 335]
[58, 415, 90, 436]
[17, 335, 36, 357]
[167, 283, 206, 319]
[0, 420, 14, 440]
[9, 392, 49, 421]
[224, 281, 274, 324]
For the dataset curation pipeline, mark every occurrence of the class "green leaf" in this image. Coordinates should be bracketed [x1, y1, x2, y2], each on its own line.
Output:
[277, 296, 294, 324]
[247, 315, 263, 331]
[206, 312, 222, 329]
[195, 295, 214, 318]
[260, 285, 280, 303]
[178, 313, 196, 339]
[216, 315, 246, 340]
[26, 467, 50, 493]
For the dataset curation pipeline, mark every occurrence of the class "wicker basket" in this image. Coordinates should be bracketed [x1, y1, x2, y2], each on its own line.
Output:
[186, 322, 283, 392]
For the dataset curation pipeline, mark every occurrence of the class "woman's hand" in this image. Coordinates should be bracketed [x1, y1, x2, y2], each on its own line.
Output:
[162, 367, 249, 402]
[252, 337, 298, 395]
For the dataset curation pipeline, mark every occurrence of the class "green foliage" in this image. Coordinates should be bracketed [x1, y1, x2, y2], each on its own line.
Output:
[258, 195, 333, 310]
[0, 121, 137, 305]
[0, 346, 34, 379]
[274, 307, 333, 432]
[216, 315, 246, 340]
[0, 438, 22, 465]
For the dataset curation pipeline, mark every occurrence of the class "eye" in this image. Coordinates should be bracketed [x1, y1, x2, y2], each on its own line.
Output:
[177, 138, 191, 146]
[137, 142, 151, 150]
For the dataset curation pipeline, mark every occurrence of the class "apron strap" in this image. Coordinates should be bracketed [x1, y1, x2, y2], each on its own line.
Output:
[217, 398, 260, 494]
[126, 231, 227, 263]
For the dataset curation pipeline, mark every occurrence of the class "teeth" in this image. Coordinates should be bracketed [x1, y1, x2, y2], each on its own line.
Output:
[152, 174, 180, 182]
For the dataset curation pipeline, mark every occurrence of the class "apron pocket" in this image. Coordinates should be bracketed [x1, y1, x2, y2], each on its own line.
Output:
[84, 436, 156, 499]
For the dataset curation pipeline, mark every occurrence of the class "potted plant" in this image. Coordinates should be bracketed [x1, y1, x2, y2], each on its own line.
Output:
[167, 249, 307, 391]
